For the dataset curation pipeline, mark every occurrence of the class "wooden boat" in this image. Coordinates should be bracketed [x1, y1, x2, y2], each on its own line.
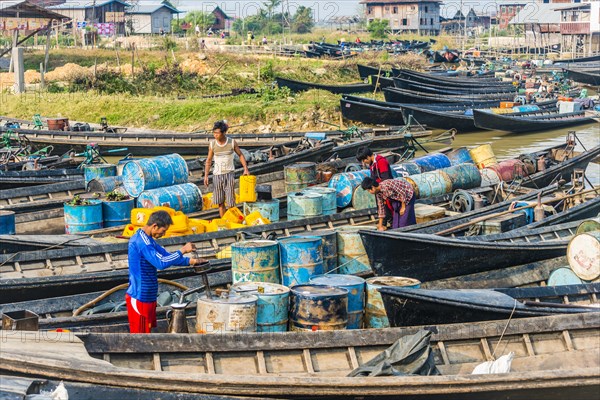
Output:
[357, 64, 393, 79]
[275, 76, 373, 94]
[473, 109, 596, 133]
[563, 68, 600, 86]
[383, 87, 514, 104]
[381, 283, 600, 327]
[0, 167, 83, 188]
[393, 68, 507, 87]
[1, 313, 598, 399]
[393, 77, 516, 94]
[556, 54, 600, 64]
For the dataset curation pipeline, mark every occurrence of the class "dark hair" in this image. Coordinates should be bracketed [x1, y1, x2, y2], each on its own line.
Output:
[361, 176, 378, 191]
[147, 210, 173, 228]
[356, 146, 373, 162]
[212, 120, 228, 134]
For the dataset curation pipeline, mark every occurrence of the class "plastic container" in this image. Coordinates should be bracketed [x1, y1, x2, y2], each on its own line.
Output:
[245, 210, 270, 226]
[223, 207, 245, 224]
[239, 175, 257, 203]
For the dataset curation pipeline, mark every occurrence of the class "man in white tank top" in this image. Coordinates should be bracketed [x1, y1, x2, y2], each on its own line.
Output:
[204, 120, 250, 217]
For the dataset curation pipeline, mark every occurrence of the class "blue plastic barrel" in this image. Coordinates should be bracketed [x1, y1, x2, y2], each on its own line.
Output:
[392, 162, 422, 177]
[365, 276, 420, 328]
[64, 199, 103, 234]
[279, 236, 324, 287]
[84, 164, 117, 187]
[231, 282, 290, 332]
[305, 187, 336, 215]
[310, 274, 365, 329]
[441, 164, 482, 191]
[0, 210, 16, 234]
[231, 240, 281, 284]
[102, 198, 135, 228]
[289, 284, 348, 331]
[512, 105, 540, 113]
[287, 192, 323, 220]
[328, 170, 371, 208]
[406, 171, 453, 199]
[295, 230, 337, 273]
[122, 154, 189, 197]
[337, 226, 376, 274]
[137, 183, 202, 214]
[243, 199, 280, 222]
[412, 153, 451, 172]
[87, 176, 123, 193]
[446, 147, 474, 166]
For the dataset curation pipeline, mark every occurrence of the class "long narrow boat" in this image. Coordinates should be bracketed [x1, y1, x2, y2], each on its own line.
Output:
[1, 314, 598, 399]
[563, 68, 600, 86]
[384, 87, 514, 104]
[393, 77, 517, 94]
[393, 68, 508, 87]
[275, 76, 373, 94]
[473, 109, 596, 132]
[380, 283, 600, 327]
[357, 64, 394, 79]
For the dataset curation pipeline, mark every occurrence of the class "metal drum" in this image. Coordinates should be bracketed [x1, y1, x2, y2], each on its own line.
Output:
[284, 162, 317, 193]
[547, 267, 584, 286]
[576, 218, 600, 235]
[64, 200, 103, 234]
[351, 185, 377, 210]
[337, 226, 376, 274]
[412, 153, 451, 172]
[297, 230, 337, 273]
[489, 159, 528, 182]
[365, 276, 421, 328]
[231, 240, 280, 284]
[446, 147, 474, 166]
[567, 231, 600, 281]
[441, 164, 482, 191]
[512, 104, 540, 113]
[87, 176, 123, 193]
[279, 236, 324, 287]
[137, 183, 202, 214]
[392, 162, 421, 177]
[196, 295, 258, 334]
[328, 170, 371, 208]
[102, 198, 135, 228]
[287, 192, 323, 221]
[83, 163, 117, 187]
[289, 284, 348, 331]
[243, 199, 280, 222]
[469, 144, 498, 169]
[406, 172, 452, 199]
[305, 187, 336, 215]
[0, 210, 16, 235]
[480, 168, 501, 187]
[310, 274, 365, 329]
[122, 154, 189, 197]
[231, 282, 290, 332]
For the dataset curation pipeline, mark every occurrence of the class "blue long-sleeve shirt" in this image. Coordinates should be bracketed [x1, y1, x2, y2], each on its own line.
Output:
[127, 230, 190, 302]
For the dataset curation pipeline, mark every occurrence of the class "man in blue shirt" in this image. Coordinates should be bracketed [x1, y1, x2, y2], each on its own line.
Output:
[126, 210, 205, 333]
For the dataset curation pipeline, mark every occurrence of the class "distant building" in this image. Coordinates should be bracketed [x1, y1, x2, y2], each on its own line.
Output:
[360, 0, 441, 35]
[1, 0, 66, 33]
[557, 2, 600, 56]
[126, 1, 181, 34]
[49, 0, 129, 35]
[496, 0, 531, 29]
[210, 6, 231, 31]
[442, 8, 491, 34]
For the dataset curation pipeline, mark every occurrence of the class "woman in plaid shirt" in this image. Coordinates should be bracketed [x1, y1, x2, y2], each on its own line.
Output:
[361, 176, 416, 230]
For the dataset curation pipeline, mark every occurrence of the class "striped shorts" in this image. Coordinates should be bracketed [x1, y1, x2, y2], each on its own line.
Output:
[212, 171, 236, 207]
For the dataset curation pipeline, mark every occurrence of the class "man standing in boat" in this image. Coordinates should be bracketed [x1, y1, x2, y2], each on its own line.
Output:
[204, 120, 250, 217]
[356, 147, 395, 227]
[127, 211, 206, 334]
[361, 176, 416, 230]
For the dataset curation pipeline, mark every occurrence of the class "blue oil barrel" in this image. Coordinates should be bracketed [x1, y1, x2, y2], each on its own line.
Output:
[289, 284, 348, 331]
[102, 198, 135, 228]
[294, 230, 337, 273]
[305, 187, 336, 215]
[511, 201, 535, 224]
[351, 185, 376, 210]
[365, 276, 421, 328]
[87, 176, 123, 193]
[310, 274, 365, 329]
[64, 199, 103, 234]
[122, 154, 189, 197]
[284, 162, 317, 193]
[328, 170, 371, 208]
[231, 240, 280, 284]
[406, 171, 453, 199]
[231, 282, 290, 332]
[446, 147, 474, 166]
[137, 183, 202, 214]
[441, 164, 482, 191]
[512, 105, 540, 113]
[279, 236, 324, 287]
[392, 162, 422, 177]
[287, 192, 323, 220]
[0, 210, 16, 234]
[337, 226, 376, 274]
[243, 199, 280, 222]
[83, 164, 117, 187]
[412, 153, 451, 172]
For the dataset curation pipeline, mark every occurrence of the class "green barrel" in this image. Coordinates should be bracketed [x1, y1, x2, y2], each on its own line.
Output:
[365, 276, 421, 328]
[337, 226, 376, 274]
[243, 199, 280, 222]
[305, 187, 336, 215]
[287, 191, 323, 220]
[351, 185, 377, 210]
[231, 240, 280, 284]
[406, 171, 453, 199]
[441, 164, 482, 191]
[284, 162, 317, 193]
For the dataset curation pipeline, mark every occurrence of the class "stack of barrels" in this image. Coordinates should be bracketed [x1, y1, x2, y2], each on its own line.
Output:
[284, 162, 337, 220]
[469, 144, 533, 187]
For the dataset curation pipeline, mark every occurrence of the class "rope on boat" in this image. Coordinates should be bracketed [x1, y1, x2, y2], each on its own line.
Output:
[491, 299, 518, 360]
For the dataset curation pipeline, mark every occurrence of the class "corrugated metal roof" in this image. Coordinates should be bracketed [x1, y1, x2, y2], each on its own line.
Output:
[128, 2, 180, 14]
[48, 0, 129, 9]
[509, 2, 561, 25]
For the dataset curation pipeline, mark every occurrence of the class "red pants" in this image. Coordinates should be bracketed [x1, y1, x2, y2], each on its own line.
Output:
[126, 294, 157, 334]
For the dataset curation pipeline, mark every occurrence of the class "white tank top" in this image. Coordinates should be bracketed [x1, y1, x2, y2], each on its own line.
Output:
[211, 138, 236, 175]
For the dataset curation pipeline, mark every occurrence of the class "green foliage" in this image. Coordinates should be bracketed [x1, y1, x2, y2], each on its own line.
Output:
[105, 191, 131, 201]
[256, 85, 292, 103]
[292, 6, 314, 33]
[184, 11, 216, 33]
[161, 36, 178, 51]
[368, 19, 389, 39]
[259, 60, 275, 81]
[66, 195, 91, 206]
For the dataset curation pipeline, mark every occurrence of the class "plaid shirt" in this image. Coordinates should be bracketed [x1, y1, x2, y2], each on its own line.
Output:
[376, 179, 414, 218]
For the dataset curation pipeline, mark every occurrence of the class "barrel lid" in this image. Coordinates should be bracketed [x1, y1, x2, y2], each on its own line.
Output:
[84, 163, 115, 169]
[304, 229, 336, 238]
[232, 282, 290, 295]
[366, 276, 421, 288]
[291, 284, 348, 297]
[567, 232, 600, 281]
[310, 274, 365, 287]
[576, 219, 600, 235]
[547, 267, 584, 286]
[285, 162, 316, 169]
[289, 192, 322, 199]
[337, 225, 377, 233]
[233, 240, 278, 249]
[0, 210, 15, 216]
[279, 236, 322, 245]
[305, 187, 336, 194]
[198, 294, 258, 305]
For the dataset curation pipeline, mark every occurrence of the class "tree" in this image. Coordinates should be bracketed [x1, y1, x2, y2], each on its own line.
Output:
[184, 11, 215, 34]
[292, 6, 314, 33]
[263, 0, 281, 18]
[368, 19, 389, 39]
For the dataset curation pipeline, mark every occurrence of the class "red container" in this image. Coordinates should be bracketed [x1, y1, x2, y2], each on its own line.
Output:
[489, 159, 529, 182]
